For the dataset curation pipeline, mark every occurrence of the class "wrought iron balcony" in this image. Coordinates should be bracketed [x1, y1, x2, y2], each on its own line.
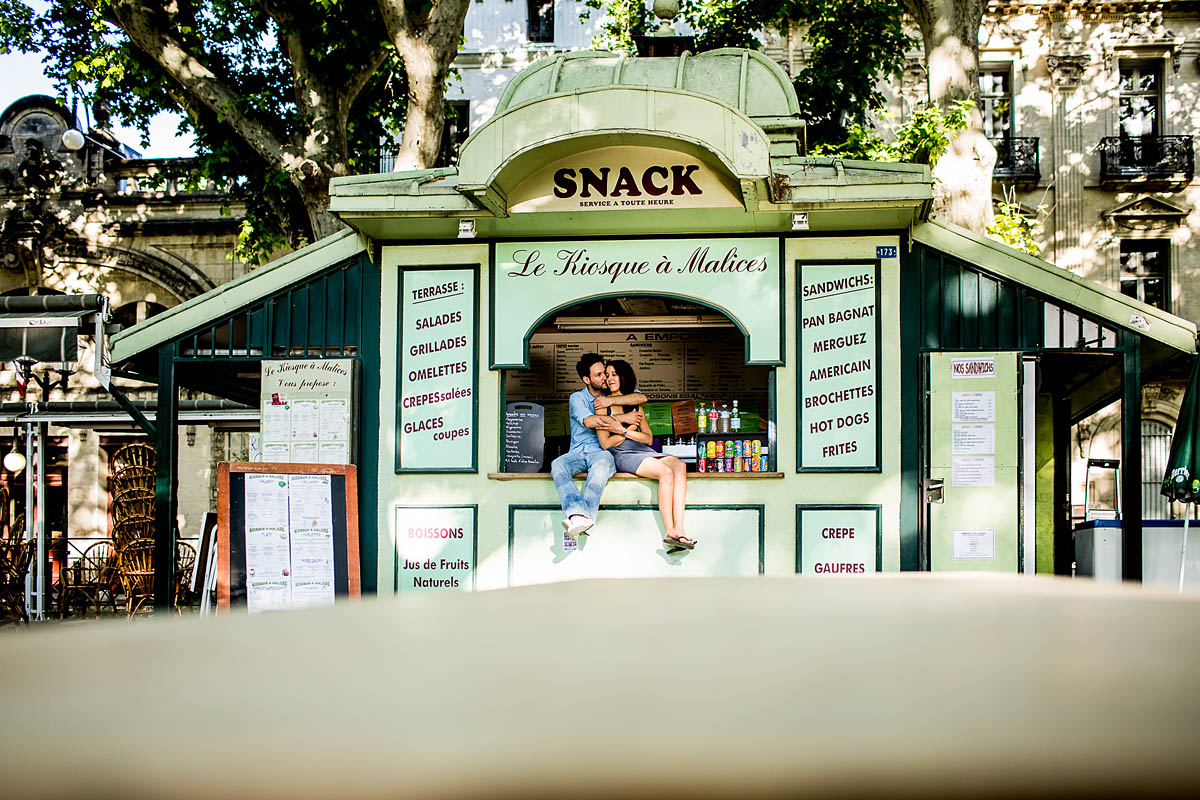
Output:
[991, 137, 1040, 184]
[1098, 135, 1194, 185]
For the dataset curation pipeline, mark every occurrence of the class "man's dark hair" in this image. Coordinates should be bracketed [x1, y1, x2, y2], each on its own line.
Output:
[576, 352, 604, 379]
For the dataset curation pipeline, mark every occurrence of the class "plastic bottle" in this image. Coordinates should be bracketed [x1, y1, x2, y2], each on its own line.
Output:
[709, 404, 718, 432]
[697, 402, 707, 432]
[731, 400, 741, 432]
[719, 404, 731, 433]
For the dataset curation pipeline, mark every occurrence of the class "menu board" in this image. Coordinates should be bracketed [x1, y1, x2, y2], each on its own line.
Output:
[507, 331, 769, 402]
[242, 473, 337, 613]
[796, 506, 880, 574]
[395, 506, 476, 592]
[504, 402, 545, 472]
[397, 267, 477, 472]
[798, 262, 880, 471]
[260, 359, 354, 464]
[217, 463, 360, 612]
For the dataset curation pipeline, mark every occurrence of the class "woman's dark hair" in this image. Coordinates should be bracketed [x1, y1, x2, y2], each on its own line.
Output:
[606, 359, 638, 398]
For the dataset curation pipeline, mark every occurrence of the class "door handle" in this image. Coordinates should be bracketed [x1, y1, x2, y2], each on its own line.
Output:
[925, 478, 944, 504]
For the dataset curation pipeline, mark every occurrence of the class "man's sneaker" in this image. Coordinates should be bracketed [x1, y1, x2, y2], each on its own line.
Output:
[564, 515, 594, 538]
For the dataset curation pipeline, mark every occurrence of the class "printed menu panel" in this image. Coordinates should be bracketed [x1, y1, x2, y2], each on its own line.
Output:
[398, 268, 477, 471]
[797, 507, 879, 575]
[260, 359, 354, 464]
[395, 506, 476, 592]
[799, 263, 879, 471]
[243, 473, 337, 613]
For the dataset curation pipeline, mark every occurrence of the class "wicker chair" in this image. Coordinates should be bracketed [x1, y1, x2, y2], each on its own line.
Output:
[110, 466, 155, 494]
[7, 513, 24, 542]
[0, 538, 33, 624]
[175, 541, 197, 611]
[112, 514, 155, 551]
[110, 443, 156, 473]
[64, 541, 119, 618]
[117, 538, 155, 616]
[112, 488, 155, 523]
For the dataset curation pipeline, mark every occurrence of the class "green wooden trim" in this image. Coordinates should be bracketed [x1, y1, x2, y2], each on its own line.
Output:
[899, 237, 922, 571]
[1120, 333, 1143, 581]
[112, 230, 367, 363]
[767, 369, 777, 473]
[795, 259, 882, 473]
[912, 221, 1196, 355]
[393, 505, 478, 592]
[795, 504, 883, 573]
[506, 503, 766, 581]
[395, 264, 480, 474]
[356, 253, 382, 593]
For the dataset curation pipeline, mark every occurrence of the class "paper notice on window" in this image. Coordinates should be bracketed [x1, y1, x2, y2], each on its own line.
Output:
[262, 442, 290, 463]
[318, 442, 349, 465]
[262, 403, 290, 443]
[951, 357, 995, 379]
[952, 423, 995, 455]
[291, 399, 320, 442]
[244, 474, 292, 613]
[953, 529, 995, 559]
[952, 456, 995, 487]
[290, 441, 319, 464]
[952, 391, 995, 422]
[319, 399, 349, 441]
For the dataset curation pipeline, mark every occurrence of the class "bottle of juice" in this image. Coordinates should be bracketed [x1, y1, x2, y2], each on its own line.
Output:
[697, 402, 707, 432]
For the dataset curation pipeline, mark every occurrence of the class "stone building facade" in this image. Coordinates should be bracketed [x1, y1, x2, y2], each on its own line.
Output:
[0, 95, 249, 551]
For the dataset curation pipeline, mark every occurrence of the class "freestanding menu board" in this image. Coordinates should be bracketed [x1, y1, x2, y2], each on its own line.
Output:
[797, 261, 881, 472]
[217, 462, 360, 612]
[397, 266, 479, 472]
[260, 359, 355, 464]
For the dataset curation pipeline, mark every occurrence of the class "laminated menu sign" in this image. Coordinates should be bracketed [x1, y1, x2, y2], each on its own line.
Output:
[244, 474, 292, 613]
[798, 507, 878, 574]
[398, 268, 477, 471]
[242, 472, 337, 613]
[396, 506, 475, 592]
[799, 263, 879, 470]
[260, 359, 354, 464]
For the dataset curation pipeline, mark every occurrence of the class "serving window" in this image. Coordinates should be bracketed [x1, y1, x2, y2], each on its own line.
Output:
[501, 297, 773, 474]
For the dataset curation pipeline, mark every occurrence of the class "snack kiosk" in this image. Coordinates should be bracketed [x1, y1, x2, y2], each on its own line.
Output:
[110, 48, 1198, 601]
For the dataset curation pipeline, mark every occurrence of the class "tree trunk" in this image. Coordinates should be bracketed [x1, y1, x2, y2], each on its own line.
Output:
[905, 0, 994, 233]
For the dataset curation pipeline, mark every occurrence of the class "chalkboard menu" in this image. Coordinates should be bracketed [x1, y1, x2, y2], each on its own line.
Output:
[506, 331, 769, 402]
[397, 267, 478, 472]
[504, 402, 545, 472]
[798, 262, 880, 472]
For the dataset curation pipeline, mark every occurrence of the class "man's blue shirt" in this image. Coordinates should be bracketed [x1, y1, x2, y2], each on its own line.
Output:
[568, 387, 602, 453]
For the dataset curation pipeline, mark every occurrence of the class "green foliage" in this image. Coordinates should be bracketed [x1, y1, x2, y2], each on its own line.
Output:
[813, 100, 973, 169]
[0, 0, 405, 264]
[987, 187, 1048, 257]
[579, 0, 910, 150]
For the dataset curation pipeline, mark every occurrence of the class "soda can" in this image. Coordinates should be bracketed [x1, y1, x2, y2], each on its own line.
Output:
[725, 456, 733, 472]
[707, 440, 716, 458]
[698, 456, 707, 473]
[744, 439, 752, 456]
[758, 456, 768, 472]
[752, 440, 761, 458]
[715, 440, 724, 458]
[715, 455, 725, 472]
[735, 440, 743, 457]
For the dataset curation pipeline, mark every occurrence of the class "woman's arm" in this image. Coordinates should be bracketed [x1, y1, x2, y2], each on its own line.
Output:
[596, 406, 626, 449]
[622, 408, 653, 445]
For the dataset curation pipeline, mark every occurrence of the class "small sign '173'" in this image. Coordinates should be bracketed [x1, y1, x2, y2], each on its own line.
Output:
[876, 245, 898, 258]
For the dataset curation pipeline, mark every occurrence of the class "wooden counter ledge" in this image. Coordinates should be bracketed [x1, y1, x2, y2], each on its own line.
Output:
[488, 472, 785, 480]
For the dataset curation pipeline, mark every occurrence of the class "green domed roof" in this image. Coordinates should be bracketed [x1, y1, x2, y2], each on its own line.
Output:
[495, 49, 800, 130]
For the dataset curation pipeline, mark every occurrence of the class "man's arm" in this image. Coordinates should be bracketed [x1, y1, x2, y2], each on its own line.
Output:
[593, 392, 647, 411]
[572, 392, 624, 431]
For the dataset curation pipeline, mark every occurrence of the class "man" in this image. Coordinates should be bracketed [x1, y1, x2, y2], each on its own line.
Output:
[551, 353, 647, 538]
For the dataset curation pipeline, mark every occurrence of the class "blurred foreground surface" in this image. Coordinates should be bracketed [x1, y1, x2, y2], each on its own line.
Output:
[2, 574, 1199, 798]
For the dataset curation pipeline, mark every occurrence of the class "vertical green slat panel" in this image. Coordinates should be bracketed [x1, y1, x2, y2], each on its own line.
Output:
[1022, 295, 1042, 347]
[900, 239, 923, 571]
[922, 251, 941, 349]
[320, 272, 330, 356]
[346, 260, 363, 352]
[960, 268, 980, 348]
[942, 259, 961, 347]
[979, 275, 998, 348]
[996, 280, 1016, 347]
[338, 267, 348, 356]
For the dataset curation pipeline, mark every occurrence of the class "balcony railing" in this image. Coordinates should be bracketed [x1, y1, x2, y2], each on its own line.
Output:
[991, 137, 1040, 183]
[1098, 135, 1194, 185]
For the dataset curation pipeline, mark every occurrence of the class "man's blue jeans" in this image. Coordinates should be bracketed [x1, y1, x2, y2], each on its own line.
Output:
[550, 448, 615, 521]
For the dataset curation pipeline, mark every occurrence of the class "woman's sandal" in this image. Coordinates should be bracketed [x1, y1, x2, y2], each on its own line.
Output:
[663, 535, 697, 551]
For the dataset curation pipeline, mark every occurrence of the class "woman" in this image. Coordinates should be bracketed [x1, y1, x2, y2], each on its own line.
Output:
[597, 359, 696, 550]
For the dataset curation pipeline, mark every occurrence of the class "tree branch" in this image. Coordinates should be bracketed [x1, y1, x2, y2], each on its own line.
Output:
[339, 47, 391, 116]
[376, 0, 412, 49]
[91, 0, 300, 173]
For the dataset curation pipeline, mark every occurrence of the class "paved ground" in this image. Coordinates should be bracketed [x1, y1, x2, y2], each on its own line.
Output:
[2, 574, 1198, 798]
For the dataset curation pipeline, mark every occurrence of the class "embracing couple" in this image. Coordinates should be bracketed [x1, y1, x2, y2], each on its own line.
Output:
[550, 353, 696, 550]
